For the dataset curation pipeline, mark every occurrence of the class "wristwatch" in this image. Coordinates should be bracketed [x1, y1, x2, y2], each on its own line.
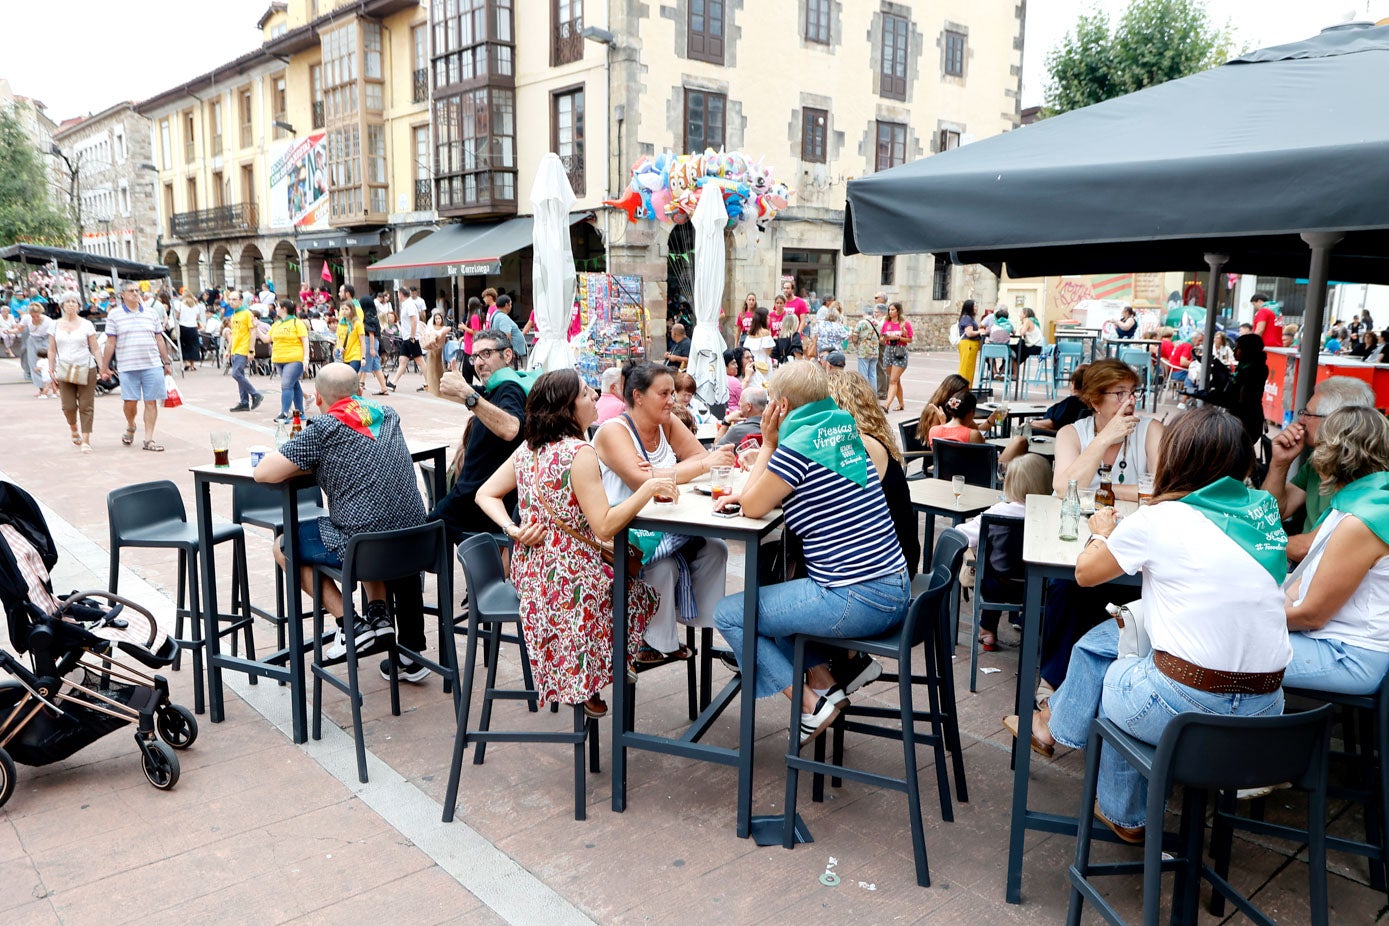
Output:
[464, 392, 480, 409]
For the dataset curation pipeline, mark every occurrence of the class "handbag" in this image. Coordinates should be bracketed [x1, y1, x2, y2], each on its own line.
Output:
[55, 360, 90, 386]
[531, 452, 646, 577]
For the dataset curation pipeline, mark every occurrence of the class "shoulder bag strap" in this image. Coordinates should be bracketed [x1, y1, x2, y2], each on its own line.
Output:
[529, 446, 615, 559]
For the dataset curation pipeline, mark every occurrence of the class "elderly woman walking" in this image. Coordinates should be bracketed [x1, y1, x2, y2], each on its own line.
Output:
[46, 292, 101, 453]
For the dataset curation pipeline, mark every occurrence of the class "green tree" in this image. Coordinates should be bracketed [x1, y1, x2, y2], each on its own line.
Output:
[1044, 0, 1237, 116]
[0, 107, 72, 246]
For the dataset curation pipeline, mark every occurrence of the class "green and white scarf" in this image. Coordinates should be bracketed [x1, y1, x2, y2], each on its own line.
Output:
[778, 397, 869, 488]
[1321, 471, 1389, 545]
[1180, 477, 1288, 583]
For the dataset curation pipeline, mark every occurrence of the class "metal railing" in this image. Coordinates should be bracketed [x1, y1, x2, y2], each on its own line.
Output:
[413, 68, 428, 104]
[414, 179, 432, 212]
[171, 202, 259, 241]
[553, 18, 583, 65]
[559, 151, 585, 196]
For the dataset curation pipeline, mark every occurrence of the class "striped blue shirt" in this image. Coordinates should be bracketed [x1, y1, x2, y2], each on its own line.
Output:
[767, 446, 907, 587]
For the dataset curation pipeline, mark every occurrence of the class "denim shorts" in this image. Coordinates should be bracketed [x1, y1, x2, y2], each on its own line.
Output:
[361, 350, 381, 372]
[287, 519, 343, 568]
[120, 366, 166, 401]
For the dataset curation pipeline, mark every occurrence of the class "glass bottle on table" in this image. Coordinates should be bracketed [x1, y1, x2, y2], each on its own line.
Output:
[1059, 479, 1081, 541]
[1095, 464, 1115, 509]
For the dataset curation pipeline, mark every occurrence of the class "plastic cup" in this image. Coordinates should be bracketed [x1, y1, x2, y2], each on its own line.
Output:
[652, 466, 678, 506]
[1138, 474, 1155, 505]
[1079, 488, 1097, 513]
[709, 465, 733, 502]
[210, 432, 231, 467]
[248, 445, 271, 467]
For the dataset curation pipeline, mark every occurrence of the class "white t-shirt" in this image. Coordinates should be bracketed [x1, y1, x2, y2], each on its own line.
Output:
[52, 318, 97, 367]
[177, 302, 200, 327]
[1292, 510, 1389, 653]
[958, 500, 1025, 549]
[1104, 501, 1292, 673]
[399, 298, 422, 339]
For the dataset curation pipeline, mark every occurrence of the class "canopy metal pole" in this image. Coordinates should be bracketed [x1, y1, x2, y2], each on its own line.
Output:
[1200, 252, 1228, 391]
[1293, 232, 1345, 414]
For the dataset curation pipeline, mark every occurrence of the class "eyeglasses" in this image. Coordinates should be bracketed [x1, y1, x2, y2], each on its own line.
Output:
[1101, 389, 1138, 400]
[473, 347, 507, 361]
[1296, 408, 1325, 419]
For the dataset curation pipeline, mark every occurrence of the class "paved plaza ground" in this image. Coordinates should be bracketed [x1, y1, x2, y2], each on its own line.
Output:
[1, 346, 1383, 924]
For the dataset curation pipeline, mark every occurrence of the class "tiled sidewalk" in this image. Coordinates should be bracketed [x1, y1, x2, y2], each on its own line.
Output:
[1, 352, 1378, 924]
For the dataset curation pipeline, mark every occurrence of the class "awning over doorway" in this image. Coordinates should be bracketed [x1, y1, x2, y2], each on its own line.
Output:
[295, 228, 389, 252]
[366, 214, 590, 282]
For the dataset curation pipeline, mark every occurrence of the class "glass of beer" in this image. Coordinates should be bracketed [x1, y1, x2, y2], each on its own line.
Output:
[210, 432, 231, 468]
[1138, 473, 1155, 505]
[651, 466, 678, 506]
[710, 465, 733, 503]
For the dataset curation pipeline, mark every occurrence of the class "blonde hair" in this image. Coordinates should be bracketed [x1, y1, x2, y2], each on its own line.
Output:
[1002, 453, 1053, 503]
[823, 304, 840, 323]
[1311, 406, 1389, 494]
[827, 371, 902, 463]
[181, 293, 197, 307]
[778, 314, 799, 337]
[768, 358, 828, 410]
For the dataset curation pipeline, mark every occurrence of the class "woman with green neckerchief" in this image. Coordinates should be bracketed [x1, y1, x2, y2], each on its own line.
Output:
[1283, 406, 1389, 695]
[1006, 407, 1291, 845]
[712, 361, 910, 747]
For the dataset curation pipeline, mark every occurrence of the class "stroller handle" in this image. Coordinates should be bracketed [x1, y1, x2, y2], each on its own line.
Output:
[59, 590, 159, 649]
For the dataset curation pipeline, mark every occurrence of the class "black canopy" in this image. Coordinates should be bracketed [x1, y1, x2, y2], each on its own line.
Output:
[0, 243, 170, 282]
[844, 23, 1389, 285]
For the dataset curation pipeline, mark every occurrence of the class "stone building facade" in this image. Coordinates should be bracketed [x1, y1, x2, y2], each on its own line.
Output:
[51, 103, 159, 265]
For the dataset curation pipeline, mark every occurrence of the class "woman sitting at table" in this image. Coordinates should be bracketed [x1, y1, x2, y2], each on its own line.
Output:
[1113, 305, 1138, 340]
[916, 373, 971, 439]
[713, 361, 910, 745]
[828, 370, 920, 577]
[1283, 406, 1389, 695]
[1009, 406, 1291, 843]
[1052, 358, 1164, 501]
[594, 362, 736, 667]
[927, 390, 987, 448]
[957, 454, 1053, 651]
[475, 369, 667, 717]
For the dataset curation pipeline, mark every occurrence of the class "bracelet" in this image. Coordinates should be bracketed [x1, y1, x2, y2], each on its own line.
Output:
[1084, 534, 1108, 548]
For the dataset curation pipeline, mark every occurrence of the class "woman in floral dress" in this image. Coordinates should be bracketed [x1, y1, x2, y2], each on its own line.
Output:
[475, 369, 669, 716]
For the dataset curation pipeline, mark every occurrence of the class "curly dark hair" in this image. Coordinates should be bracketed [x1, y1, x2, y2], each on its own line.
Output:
[524, 369, 586, 450]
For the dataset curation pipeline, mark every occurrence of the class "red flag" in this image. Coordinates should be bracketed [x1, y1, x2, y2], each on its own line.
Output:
[320, 260, 333, 283]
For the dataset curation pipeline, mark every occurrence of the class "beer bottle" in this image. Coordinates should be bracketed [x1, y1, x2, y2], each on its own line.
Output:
[1095, 464, 1115, 508]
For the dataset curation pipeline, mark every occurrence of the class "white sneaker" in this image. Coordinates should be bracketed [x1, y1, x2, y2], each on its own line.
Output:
[321, 617, 377, 662]
[799, 692, 847, 747]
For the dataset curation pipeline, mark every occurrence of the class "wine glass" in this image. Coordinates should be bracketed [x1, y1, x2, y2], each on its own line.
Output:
[952, 475, 965, 506]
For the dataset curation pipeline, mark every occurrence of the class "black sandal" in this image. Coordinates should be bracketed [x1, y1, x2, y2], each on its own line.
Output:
[632, 643, 694, 671]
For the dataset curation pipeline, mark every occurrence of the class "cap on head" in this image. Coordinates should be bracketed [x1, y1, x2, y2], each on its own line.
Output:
[826, 350, 846, 368]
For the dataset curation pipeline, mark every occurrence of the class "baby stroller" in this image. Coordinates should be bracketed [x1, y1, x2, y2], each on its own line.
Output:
[0, 481, 194, 808]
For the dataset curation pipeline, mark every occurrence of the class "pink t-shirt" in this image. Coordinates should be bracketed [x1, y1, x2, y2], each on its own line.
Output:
[787, 297, 809, 319]
[463, 313, 482, 353]
[738, 310, 754, 334]
[768, 306, 786, 332]
[881, 320, 913, 343]
[726, 374, 743, 409]
[596, 392, 626, 424]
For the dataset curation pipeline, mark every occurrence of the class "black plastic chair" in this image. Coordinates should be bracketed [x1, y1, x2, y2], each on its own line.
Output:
[1068, 705, 1334, 926]
[230, 482, 327, 652]
[932, 438, 1002, 489]
[782, 567, 957, 888]
[443, 533, 599, 821]
[107, 480, 254, 716]
[309, 521, 457, 784]
[1215, 674, 1389, 900]
[897, 420, 933, 481]
[968, 514, 1025, 692]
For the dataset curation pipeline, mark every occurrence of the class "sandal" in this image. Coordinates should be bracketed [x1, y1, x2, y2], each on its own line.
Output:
[121, 426, 136, 446]
[1002, 714, 1055, 759]
[70, 430, 82, 446]
[979, 631, 998, 652]
[80, 442, 92, 454]
[632, 643, 694, 671]
[141, 440, 165, 452]
[582, 694, 608, 719]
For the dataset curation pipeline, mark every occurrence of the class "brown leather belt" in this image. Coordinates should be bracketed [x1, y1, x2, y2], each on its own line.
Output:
[1154, 651, 1283, 696]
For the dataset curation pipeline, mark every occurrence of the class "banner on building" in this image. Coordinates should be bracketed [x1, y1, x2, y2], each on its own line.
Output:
[267, 134, 329, 229]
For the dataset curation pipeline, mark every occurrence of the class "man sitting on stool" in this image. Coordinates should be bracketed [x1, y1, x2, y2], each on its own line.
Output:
[255, 362, 432, 681]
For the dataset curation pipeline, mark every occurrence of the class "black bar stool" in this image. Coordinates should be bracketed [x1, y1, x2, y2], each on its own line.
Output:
[107, 480, 254, 715]
[309, 521, 457, 784]
[230, 482, 327, 651]
[443, 533, 599, 822]
[782, 566, 958, 888]
[1068, 705, 1334, 926]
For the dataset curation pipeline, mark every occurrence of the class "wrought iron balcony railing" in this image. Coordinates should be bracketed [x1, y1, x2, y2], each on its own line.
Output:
[171, 202, 258, 241]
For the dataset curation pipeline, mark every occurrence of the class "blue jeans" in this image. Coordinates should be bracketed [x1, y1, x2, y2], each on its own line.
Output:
[1285, 634, 1389, 696]
[230, 354, 261, 404]
[276, 361, 305, 416]
[857, 357, 878, 389]
[714, 569, 910, 699]
[1048, 621, 1284, 828]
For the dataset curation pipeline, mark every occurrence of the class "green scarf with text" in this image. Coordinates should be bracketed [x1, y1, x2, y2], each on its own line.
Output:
[1321, 471, 1389, 546]
[778, 397, 869, 488]
[1179, 477, 1287, 583]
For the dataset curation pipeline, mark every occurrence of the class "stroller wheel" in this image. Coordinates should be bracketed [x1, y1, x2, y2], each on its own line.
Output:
[0, 747, 15, 808]
[141, 741, 181, 791]
[156, 704, 199, 750]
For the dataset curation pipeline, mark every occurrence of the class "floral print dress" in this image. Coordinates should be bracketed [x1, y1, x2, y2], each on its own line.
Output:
[512, 438, 659, 705]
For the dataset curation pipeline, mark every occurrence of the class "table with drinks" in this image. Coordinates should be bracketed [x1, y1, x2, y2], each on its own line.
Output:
[610, 464, 795, 844]
[191, 432, 449, 744]
[1005, 482, 1147, 904]
[977, 402, 1051, 438]
[909, 477, 999, 572]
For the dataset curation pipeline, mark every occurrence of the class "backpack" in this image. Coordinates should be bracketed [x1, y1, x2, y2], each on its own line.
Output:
[948, 317, 962, 347]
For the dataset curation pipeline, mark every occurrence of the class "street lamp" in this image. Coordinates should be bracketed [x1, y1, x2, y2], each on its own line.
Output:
[49, 144, 86, 293]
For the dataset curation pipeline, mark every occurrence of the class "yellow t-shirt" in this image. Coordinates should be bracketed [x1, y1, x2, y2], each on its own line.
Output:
[228, 309, 256, 357]
[269, 318, 309, 364]
[336, 319, 362, 363]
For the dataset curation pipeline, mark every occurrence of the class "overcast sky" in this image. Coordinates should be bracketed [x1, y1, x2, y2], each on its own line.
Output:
[5, 0, 1386, 122]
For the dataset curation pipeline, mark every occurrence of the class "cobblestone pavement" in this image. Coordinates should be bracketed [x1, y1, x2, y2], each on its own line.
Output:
[1, 350, 1378, 924]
